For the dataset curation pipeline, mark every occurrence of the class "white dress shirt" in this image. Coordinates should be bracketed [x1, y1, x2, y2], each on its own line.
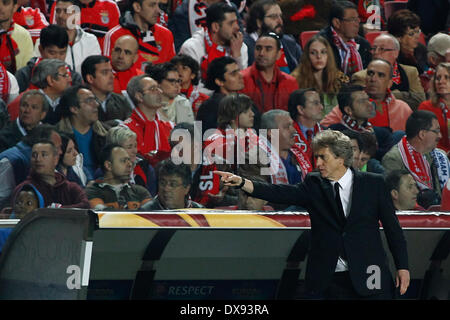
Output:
[330, 167, 353, 272]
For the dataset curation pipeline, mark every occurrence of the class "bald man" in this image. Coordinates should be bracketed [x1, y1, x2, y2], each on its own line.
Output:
[352, 34, 425, 111]
[111, 35, 144, 95]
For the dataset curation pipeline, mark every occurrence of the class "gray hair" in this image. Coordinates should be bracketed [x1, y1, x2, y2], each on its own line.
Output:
[126, 74, 149, 106]
[260, 109, 290, 130]
[312, 130, 353, 167]
[376, 33, 400, 51]
[106, 125, 137, 145]
[30, 59, 67, 89]
[20, 89, 50, 113]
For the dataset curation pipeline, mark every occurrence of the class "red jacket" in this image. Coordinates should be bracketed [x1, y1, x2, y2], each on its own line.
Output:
[418, 100, 450, 153]
[124, 108, 174, 167]
[103, 13, 175, 70]
[240, 64, 299, 113]
[112, 67, 144, 95]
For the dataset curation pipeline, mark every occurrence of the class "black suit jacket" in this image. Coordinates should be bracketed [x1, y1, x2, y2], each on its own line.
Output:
[251, 169, 408, 296]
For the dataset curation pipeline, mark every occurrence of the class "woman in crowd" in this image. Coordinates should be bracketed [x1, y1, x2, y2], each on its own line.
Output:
[105, 126, 157, 196]
[291, 34, 349, 116]
[387, 9, 428, 75]
[57, 133, 90, 187]
[418, 62, 450, 153]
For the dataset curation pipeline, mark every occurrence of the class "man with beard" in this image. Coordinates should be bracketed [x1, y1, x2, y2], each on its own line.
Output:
[103, 0, 175, 70]
[241, 33, 298, 113]
[56, 84, 108, 179]
[86, 144, 152, 210]
[180, 2, 247, 80]
[110, 35, 144, 95]
[244, 0, 302, 73]
[81, 55, 132, 126]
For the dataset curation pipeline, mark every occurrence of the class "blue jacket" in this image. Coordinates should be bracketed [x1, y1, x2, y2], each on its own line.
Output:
[0, 141, 31, 184]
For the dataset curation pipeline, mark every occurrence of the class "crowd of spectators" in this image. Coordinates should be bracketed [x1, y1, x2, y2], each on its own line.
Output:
[0, 0, 449, 220]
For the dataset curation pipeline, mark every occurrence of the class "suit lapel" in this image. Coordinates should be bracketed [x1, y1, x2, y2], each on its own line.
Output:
[319, 177, 346, 226]
[347, 169, 362, 222]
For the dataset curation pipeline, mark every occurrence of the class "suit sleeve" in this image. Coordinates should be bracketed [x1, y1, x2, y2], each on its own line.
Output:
[250, 180, 310, 207]
[63, 183, 90, 209]
[377, 176, 409, 270]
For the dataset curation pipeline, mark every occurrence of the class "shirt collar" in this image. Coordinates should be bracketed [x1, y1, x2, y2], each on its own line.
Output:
[335, 167, 353, 190]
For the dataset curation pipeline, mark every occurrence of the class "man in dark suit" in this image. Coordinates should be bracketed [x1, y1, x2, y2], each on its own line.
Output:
[215, 130, 410, 299]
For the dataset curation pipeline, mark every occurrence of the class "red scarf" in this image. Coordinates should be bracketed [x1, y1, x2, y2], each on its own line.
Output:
[181, 84, 209, 115]
[368, 89, 393, 128]
[201, 29, 229, 80]
[398, 136, 433, 190]
[292, 121, 322, 159]
[341, 114, 373, 132]
[0, 23, 18, 74]
[258, 134, 312, 184]
[331, 27, 363, 75]
[0, 62, 10, 103]
[276, 46, 288, 69]
[392, 61, 401, 85]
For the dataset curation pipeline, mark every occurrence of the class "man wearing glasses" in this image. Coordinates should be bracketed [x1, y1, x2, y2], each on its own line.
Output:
[244, 0, 302, 74]
[318, 0, 371, 76]
[146, 62, 195, 124]
[383, 110, 450, 208]
[352, 33, 426, 111]
[56, 84, 109, 179]
[140, 159, 203, 210]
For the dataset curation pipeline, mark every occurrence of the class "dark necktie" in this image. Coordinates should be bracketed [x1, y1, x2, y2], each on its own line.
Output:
[334, 182, 345, 219]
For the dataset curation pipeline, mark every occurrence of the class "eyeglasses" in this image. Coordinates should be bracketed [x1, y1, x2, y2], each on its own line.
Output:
[80, 96, 99, 105]
[57, 73, 70, 78]
[264, 13, 283, 20]
[406, 29, 421, 37]
[159, 180, 184, 188]
[164, 78, 182, 85]
[340, 17, 360, 23]
[141, 86, 161, 94]
[370, 46, 396, 53]
[425, 128, 441, 135]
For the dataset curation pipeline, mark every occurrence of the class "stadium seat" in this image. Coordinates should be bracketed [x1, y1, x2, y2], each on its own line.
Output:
[299, 30, 319, 49]
[365, 30, 387, 45]
[384, 1, 409, 21]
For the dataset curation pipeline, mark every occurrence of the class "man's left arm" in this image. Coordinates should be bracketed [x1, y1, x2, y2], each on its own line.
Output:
[62, 184, 90, 209]
[377, 176, 410, 294]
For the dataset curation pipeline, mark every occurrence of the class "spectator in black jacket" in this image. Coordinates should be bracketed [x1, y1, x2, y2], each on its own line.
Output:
[0, 90, 49, 152]
[244, 0, 302, 74]
[318, 0, 371, 76]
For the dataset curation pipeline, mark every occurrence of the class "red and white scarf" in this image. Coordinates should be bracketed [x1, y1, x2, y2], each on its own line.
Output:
[258, 133, 312, 184]
[201, 29, 230, 80]
[188, 0, 208, 37]
[341, 114, 373, 132]
[0, 23, 19, 74]
[398, 136, 433, 190]
[331, 27, 363, 75]
[368, 89, 393, 128]
[0, 62, 10, 103]
[392, 61, 401, 85]
[180, 84, 209, 115]
[293, 121, 322, 157]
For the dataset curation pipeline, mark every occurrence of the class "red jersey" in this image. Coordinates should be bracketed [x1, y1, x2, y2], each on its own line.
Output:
[103, 14, 175, 70]
[50, 0, 120, 47]
[13, 6, 49, 44]
[112, 67, 144, 95]
[124, 108, 174, 167]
